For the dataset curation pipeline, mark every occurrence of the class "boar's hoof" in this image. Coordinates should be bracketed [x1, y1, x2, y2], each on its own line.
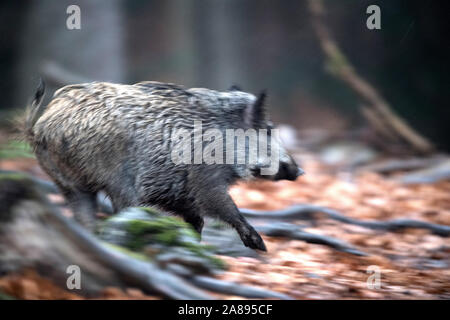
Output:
[239, 227, 267, 251]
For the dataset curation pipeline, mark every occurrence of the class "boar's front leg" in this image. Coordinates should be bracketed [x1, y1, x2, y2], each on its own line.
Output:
[191, 183, 266, 251]
[207, 192, 266, 251]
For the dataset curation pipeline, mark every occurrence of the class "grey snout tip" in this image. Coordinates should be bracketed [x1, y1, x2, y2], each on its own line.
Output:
[297, 167, 305, 177]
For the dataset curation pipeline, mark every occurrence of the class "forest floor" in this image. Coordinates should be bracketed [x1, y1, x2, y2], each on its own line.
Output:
[0, 155, 449, 300]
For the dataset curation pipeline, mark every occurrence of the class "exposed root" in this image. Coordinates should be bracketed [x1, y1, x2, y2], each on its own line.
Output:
[242, 205, 450, 237]
[257, 223, 367, 256]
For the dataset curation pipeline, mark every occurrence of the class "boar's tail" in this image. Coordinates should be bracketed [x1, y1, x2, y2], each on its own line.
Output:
[24, 78, 46, 140]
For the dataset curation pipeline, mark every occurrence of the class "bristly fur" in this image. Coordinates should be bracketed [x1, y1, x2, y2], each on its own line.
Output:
[24, 80, 302, 251]
[24, 78, 45, 141]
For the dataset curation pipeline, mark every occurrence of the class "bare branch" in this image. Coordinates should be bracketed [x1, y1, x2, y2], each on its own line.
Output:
[307, 0, 434, 154]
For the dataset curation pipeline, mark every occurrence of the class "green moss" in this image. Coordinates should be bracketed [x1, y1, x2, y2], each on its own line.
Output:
[136, 206, 160, 216]
[124, 214, 225, 270]
[0, 140, 34, 160]
[125, 216, 200, 249]
[102, 242, 151, 262]
[100, 208, 226, 272]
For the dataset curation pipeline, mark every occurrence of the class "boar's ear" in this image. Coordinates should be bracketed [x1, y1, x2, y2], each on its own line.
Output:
[244, 90, 267, 126]
[229, 84, 242, 91]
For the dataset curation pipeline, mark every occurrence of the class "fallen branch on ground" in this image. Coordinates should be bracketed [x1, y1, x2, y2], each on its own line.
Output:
[397, 160, 450, 185]
[256, 223, 367, 256]
[241, 205, 450, 237]
[356, 156, 448, 174]
[0, 170, 58, 193]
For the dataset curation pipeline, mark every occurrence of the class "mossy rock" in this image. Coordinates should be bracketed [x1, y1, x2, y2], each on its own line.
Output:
[99, 208, 225, 274]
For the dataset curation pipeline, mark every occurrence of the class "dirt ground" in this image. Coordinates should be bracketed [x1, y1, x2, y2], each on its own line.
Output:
[0, 156, 449, 299]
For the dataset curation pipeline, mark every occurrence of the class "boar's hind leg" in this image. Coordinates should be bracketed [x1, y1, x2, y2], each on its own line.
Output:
[35, 147, 98, 231]
[60, 187, 98, 232]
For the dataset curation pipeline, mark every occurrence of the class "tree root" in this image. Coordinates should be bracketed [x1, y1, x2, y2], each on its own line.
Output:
[397, 159, 450, 185]
[256, 223, 367, 256]
[356, 156, 448, 174]
[0, 170, 58, 193]
[241, 205, 450, 237]
[189, 276, 293, 300]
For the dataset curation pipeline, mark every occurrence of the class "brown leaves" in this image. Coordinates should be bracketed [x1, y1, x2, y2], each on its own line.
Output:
[0, 270, 82, 300]
[224, 158, 450, 299]
[0, 157, 449, 299]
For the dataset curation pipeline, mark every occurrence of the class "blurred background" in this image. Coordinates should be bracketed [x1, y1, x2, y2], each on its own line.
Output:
[0, 0, 449, 150]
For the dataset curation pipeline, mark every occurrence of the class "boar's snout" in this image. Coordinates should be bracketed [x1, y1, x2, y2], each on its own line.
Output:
[273, 158, 304, 181]
[253, 155, 304, 181]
